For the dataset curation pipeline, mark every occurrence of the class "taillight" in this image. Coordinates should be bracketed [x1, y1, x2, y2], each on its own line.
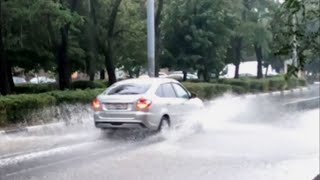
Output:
[92, 98, 102, 111]
[136, 98, 152, 110]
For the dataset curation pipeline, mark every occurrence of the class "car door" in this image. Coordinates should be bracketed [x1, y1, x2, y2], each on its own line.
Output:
[157, 83, 181, 126]
[171, 83, 192, 124]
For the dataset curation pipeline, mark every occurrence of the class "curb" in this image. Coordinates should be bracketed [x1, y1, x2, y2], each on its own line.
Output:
[0, 122, 66, 136]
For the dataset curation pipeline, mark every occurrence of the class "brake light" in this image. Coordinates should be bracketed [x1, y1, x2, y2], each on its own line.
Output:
[92, 98, 102, 111]
[136, 98, 152, 110]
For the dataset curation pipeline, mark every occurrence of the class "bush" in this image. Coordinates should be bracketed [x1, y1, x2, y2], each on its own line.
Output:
[216, 76, 307, 93]
[0, 94, 56, 125]
[71, 80, 107, 90]
[217, 79, 250, 91]
[12, 81, 107, 94]
[183, 82, 232, 99]
[231, 85, 247, 94]
[45, 89, 105, 104]
[268, 78, 286, 91]
[14, 83, 58, 94]
[0, 89, 105, 126]
[247, 79, 268, 93]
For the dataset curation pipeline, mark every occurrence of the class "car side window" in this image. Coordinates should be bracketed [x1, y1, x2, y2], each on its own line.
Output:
[160, 83, 177, 98]
[172, 83, 190, 99]
[155, 85, 163, 97]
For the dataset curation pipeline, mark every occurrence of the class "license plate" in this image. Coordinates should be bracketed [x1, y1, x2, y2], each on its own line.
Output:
[105, 103, 128, 110]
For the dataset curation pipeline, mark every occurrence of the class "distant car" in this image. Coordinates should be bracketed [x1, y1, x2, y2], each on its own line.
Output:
[167, 73, 198, 81]
[92, 78, 204, 131]
[30, 76, 56, 84]
[13, 76, 27, 85]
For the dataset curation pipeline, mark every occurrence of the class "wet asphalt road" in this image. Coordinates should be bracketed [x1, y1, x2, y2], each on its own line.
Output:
[0, 86, 319, 180]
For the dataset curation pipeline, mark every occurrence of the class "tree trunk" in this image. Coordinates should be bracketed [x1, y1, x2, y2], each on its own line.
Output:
[105, 43, 117, 86]
[57, 24, 71, 90]
[57, 0, 78, 90]
[265, 63, 269, 77]
[234, 37, 242, 79]
[134, 67, 140, 78]
[0, 0, 11, 95]
[88, 0, 99, 82]
[7, 60, 14, 90]
[105, 0, 122, 86]
[183, 70, 187, 81]
[203, 65, 210, 82]
[100, 69, 105, 80]
[128, 70, 133, 78]
[89, 71, 95, 81]
[155, 0, 164, 77]
[255, 44, 263, 79]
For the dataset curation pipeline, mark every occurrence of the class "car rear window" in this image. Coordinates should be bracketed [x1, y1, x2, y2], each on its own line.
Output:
[107, 83, 151, 95]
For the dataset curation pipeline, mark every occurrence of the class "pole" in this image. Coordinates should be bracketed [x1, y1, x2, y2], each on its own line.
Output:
[292, 14, 297, 68]
[292, 14, 303, 78]
[147, 0, 155, 77]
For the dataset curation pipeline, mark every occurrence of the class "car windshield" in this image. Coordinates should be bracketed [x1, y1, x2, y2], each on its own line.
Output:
[106, 83, 151, 95]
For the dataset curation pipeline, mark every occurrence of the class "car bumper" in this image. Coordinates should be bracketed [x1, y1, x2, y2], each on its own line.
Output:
[94, 111, 157, 130]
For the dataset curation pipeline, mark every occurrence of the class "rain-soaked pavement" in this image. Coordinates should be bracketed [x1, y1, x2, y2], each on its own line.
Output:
[0, 86, 319, 180]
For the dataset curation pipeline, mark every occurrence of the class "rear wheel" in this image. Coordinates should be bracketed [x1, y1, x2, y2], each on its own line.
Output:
[158, 116, 170, 133]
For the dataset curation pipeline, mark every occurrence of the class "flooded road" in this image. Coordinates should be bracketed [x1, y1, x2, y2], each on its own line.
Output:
[0, 91, 319, 180]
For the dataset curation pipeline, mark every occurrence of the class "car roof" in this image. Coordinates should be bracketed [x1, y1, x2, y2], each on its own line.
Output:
[114, 78, 179, 86]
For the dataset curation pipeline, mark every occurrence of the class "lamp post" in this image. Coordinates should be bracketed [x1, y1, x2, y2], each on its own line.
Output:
[147, 0, 155, 77]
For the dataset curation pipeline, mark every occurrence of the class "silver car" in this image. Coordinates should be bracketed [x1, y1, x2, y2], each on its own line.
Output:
[92, 78, 204, 131]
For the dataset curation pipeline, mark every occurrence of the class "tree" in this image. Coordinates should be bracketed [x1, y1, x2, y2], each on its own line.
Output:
[115, 0, 147, 78]
[0, 0, 11, 95]
[56, 0, 79, 90]
[274, 0, 320, 78]
[162, 0, 235, 81]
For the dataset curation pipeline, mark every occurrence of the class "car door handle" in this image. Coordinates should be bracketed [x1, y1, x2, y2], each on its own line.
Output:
[166, 103, 172, 106]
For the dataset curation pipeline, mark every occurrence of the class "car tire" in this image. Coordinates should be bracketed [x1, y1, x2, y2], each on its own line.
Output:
[158, 116, 170, 132]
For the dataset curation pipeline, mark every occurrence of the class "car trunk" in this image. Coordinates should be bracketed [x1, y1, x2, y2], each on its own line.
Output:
[98, 95, 142, 111]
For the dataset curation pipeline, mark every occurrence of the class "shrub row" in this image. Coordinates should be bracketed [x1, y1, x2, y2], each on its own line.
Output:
[13, 80, 108, 94]
[0, 78, 307, 127]
[0, 89, 105, 126]
[182, 82, 233, 99]
[216, 77, 307, 93]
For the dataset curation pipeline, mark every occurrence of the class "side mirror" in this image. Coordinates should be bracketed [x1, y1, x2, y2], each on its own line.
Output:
[190, 92, 197, 99]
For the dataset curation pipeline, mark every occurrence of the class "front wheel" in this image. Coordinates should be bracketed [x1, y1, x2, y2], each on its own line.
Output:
[158, 117, 170, 133]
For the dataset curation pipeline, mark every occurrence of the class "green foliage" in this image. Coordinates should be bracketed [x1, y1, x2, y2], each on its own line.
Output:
[45, 89, 104, 104]
[217, 79, 250, 91]
[162, 0, 238, 80]
[0, 88, 104, 126]
[0, 94, 56, 125]
[71, 80, 107, 90]
[183, 82, 233, 99]
[273, 0, 320, 78]
[2, 0, 83, 72]
[11, 81, 108, 94]
[218, 76, 307, 92]
[14, 83, 58, 94]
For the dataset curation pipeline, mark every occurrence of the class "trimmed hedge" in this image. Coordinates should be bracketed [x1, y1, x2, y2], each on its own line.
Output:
[45, 89, 105, 104]
[13, 80, 108, 94]
[71, 80, 107, 90]
[183, 82, 233, 99]
[14, 83, 58, 94]
[0, 78, 307, 127]
[0, 94, 56, 125]
[0, 89, 105, 126]
[217, 77, 307, 93]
